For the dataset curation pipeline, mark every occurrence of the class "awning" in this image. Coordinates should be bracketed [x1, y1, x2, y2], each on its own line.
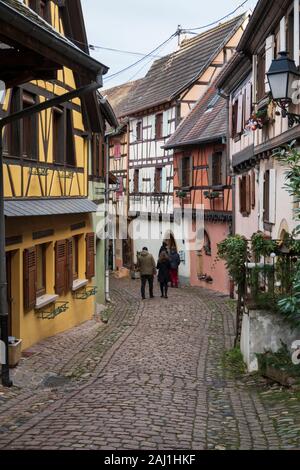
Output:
[4, 198, 98, 217]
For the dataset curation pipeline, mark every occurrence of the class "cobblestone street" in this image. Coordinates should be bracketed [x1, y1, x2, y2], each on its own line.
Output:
[0, 278, 300, 450]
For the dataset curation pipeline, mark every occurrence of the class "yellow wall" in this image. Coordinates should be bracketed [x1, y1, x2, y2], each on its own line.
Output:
[5, 214, 95, 350]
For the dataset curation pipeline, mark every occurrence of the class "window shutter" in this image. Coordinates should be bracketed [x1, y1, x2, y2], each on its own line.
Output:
[179, 158, 183, 187]
[23, 247, 37, 310]
[251, 170, 256, 209]
[208, 155, 213, 186]
[189, 156, 193, 187]
[55, 240, 67, 296]
[245, 82, 252, 123]
[86, 233, 95, 279]
[269, 169, 276, 224]
[252, 55, 258, 104]
[265, 35, 275, 92]
[236, 94, 243, 134]
[67, 239, 73, 291]
[246, 174, 251, 215]
[239, 177, 244, 214]
[221, 151, 227, 186]
[263, 170, 270, 222]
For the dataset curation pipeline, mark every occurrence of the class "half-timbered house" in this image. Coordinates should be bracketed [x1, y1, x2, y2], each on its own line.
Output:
[165, 83, 232, 294]
[118, 15, 248, 278]
[217, 0, 300, 242]
[0, 0, 109, 351]
[103, 80, 141, 271]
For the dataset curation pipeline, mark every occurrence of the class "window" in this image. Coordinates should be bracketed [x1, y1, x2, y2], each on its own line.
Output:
[181, 156, 191, 188]
[36, 244, 46, 297]
[22, 91, 38, 160]
[212, 152, 222, 186]
[114, 140, 121, 159]
[66, 109, 76, 166]
[134, 169, 139, 193]
[92, 134, 103, 177]
[239, 174, 251, 216]
[53, 106, 64, 164]
[72, 236, 79, 280]
[287, 10, 294, 61]
[154, 167, 162, 193]
[155, 113, 163, 140]
[40, 0, 51, 22]
[8, 88, 21, 157]
[86, 233, 95, 279]
[136, 121, 142, 141]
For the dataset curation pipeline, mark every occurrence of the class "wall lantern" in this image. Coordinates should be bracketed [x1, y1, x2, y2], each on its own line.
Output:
[267, 51, 300, 126]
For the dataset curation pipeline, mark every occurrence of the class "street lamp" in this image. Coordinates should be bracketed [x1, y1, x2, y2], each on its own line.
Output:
[267, 51, 300, 126]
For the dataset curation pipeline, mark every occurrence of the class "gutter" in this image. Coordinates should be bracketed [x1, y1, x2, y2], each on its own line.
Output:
[0, 77, 103, 387]
[164, 134, 226, 150]
[0, 1, 108, 79]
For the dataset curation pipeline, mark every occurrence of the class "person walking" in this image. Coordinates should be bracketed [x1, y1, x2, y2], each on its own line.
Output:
[169, 247, 181, 288]
[157, 251, 171, 299]
[137, 247, 156, 299]
[159, 241, 169, 257]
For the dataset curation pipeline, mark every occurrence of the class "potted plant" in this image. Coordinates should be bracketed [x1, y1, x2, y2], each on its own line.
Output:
[8, 336, 22, 368]
[204, 190, 220, 200]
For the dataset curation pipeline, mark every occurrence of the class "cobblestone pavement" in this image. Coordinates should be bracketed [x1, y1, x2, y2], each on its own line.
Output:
[0, 278, 300, 450]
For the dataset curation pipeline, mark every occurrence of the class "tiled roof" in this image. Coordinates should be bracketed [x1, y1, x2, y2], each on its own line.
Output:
[4, 198, 98, 217]
[164, 84, 227, 149]
[103, 80, 143, 119]
[0, 0, 107, 75]
[2, 0, 81, 50]
[120, 14, 245, 116]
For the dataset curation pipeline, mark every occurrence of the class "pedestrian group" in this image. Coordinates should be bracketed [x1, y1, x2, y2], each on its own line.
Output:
[137, 243, 181, 300]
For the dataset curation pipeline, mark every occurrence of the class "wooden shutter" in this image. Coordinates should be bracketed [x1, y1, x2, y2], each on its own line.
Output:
[245, 82, 252, 123]
[55, 240, 67, 295]
[221, 151, 227, 186]
[23, 247, 37, 310]
[236, 94, 243, 134]
[269, 169, 276, 224]
[86, 233, 95, 279]
[245, 174, 251, 215]
[155, 113, 163, 139]
[265, 35, 275, 92]
[189, 156, 193, 187]
[154, 168, 162, 192]
[263, 170, 270, 222]
[134, 169, 139, 193]
[251, 170, 256, 208]
[67, 239, 73, 291]
[239, 177, 244, 214]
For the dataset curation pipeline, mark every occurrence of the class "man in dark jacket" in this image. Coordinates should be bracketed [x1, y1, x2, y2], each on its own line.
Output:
[137, 247, 156, 299]
[169, 248, 181, 288]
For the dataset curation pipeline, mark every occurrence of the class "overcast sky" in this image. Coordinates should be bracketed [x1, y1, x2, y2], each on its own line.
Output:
[81, 0, 258, 89]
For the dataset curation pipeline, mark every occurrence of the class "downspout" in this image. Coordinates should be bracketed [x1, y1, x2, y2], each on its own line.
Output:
[105, 135, 111, 303]
[0, 77, 103, 387]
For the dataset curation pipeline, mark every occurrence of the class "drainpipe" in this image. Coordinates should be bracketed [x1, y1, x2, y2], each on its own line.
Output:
[0, 77, 103, 387]
[105, 135, 111, 303]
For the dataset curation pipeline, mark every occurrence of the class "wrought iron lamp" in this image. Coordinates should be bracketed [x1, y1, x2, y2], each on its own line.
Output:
[267, 51, 300, 127]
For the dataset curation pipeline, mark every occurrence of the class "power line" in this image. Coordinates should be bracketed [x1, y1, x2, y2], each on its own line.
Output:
[103, 32, 178, 82]
[183, 0, 249, 31]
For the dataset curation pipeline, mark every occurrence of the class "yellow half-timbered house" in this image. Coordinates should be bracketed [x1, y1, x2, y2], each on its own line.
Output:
[0, 0, 111, 351]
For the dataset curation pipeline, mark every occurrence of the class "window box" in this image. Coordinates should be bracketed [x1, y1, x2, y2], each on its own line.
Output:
[72, 279, 88, 292]
[204, 190, 221, 200]
[35, 294, 59, 310]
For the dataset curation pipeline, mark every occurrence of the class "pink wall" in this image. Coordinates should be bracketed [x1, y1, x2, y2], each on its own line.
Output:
[189, 221, 231, 295]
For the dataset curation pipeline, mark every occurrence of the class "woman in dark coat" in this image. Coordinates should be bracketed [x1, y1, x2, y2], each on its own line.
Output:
[157, 251, 171, 299]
